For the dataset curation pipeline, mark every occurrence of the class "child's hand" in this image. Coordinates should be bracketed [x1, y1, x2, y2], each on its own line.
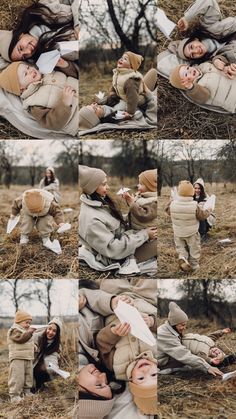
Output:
[79, 294, 87, 310]
[62, 86, 75, 106]
[224, 63, 236, 79]
[28, 327, 36, 334]
[122, 191, 135, 205]
[177, 17, 189, 32]
[111, 322, 131, 336]
[146, 227, 158, 240]
[213, 58, 226, 71]
[141, 313, 154, 328]
[223, 328, 231, 334]
[111, 295, 134, 310]
[56, 58, 69, 68]
[181, 78, 194, 90]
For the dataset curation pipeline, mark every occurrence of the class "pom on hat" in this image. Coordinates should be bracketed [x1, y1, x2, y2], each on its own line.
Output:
[168, 302, 188, 326]
[126, 51, 143, 71]
[178, 180, 194, 197]
[0, 61, 22, 96]
[79, 165, 106, 195]
[15, 310, 32, 324]
[79, 106, 100, 130]
[23, 190, 45, 213]
[139, 169, 157, 192]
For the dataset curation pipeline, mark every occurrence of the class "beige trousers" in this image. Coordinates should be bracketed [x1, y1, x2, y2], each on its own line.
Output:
[21, 212, 53, 237]
[174, 232, 201, 267]
[8, 359, 33, 397]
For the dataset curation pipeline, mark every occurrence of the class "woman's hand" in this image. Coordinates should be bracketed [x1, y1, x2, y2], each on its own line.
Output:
[141, 313, 154, 328]
[111, 295, 134, 310]
[122, 191, 135, 205]
[207, 366, 223, 377]
[146, 227, 158, 240]
[79, 294, 87, 310]
[111, 322, 131, 336]
[62, 86, 75, 106]
[56, 57, 69, 68]
[177, 17, 189, 32]
[222, 327, 231, 334]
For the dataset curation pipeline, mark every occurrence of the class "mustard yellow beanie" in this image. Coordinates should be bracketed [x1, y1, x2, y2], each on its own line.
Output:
[139, 169, 157, 192]
[178, 180, 194, 197]
[15, 310, 32, 323]
[23, 190, 45, 213]
[0, 61, 22, 96]
[126, 51, 143, 71]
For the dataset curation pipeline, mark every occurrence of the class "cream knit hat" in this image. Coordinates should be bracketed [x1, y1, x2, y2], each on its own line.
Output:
[48, 317, 62, 331]
[15, 310, 32, 323]
[78, 398, 115, 419]
[0, 30, 13, 62]
[176, 38, 190, 60]
[178, 180, 194, 197]
[23, 189, 45, 213]
[194, 178, 205, 188]
[0, 61, 22, 96]
[168, 302, 188, 326]
[139, 169, 157, 192]
[79, 106, 100, 130]
[79, 165, 106, 195]
[126, 51, 143, 71]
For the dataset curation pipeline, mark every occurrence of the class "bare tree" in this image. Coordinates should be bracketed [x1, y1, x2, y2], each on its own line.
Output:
[35, 279, 54, 323]
[0, 142, 21, 189]
[1, 280, 35, 312]
[55, 140, 79, 184]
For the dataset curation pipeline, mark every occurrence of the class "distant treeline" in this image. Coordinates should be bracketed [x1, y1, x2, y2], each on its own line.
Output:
[0, 166, 77, 186]
[0, 315, 78, 328]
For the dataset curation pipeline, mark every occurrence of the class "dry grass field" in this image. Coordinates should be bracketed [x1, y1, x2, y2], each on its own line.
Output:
[0, 322, 78, 418]
[157, 183, 236, 279]
[158, 319, 236, 418]
[157, 0, 236, 140]
[0, 185, 79, 279]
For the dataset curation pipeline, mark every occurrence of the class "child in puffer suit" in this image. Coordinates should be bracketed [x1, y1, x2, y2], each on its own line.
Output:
[10, 188, 64, 245]
[7, 310, 36, 403]
[167, 180, 211, 272]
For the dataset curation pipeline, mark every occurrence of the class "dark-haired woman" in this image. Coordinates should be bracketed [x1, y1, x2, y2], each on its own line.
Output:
[33, 317, 62, 390]
[193, 178, 215, 240]
[39, 167, 61, 203]
[78, 165, 157, 272]
[0, 1, 78, 76]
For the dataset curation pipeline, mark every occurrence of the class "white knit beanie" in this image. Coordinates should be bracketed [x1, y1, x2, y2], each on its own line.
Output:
[79, 165, 106, 195]
[48, 317, 62, 331]
[168, 302, 188, 326]
[194, 178, 205, 188]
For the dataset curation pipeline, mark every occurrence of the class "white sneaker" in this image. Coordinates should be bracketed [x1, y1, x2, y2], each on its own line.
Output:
[118, 256, 140, 275]
[10, 395, 22, 403]
[20, 234, 29, 245]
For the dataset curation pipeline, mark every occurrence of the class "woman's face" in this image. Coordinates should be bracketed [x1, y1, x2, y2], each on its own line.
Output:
[95, 177, 109, 197]
[78, 364, 112, 399]
[11, 33, 38, 60]
[46, 324, 58, 339]
[175, 322, 187, 335]
[131, 359, 157, 387]
[46, 169, 52, 178]
[183, 39, 207, 59]
[194, 184, 201, 195]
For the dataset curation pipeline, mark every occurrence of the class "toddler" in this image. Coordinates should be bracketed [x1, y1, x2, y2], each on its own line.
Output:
[7, 310, 36, 402]
[167, 180, 211, 271]
[11, 188, 64, 245]
[0, 61, 78, 136]
[78, 102, 131, 131]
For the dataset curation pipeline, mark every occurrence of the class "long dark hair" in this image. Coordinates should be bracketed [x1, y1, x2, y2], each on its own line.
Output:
[44, 169, 55, 186]
[89, 192, 127, 228]
[193, 183, 207, 203]
[8, 2, 73, 60]
[38, 324, 61, 357]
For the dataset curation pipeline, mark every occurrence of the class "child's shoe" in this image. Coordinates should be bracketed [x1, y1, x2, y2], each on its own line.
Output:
[20, 234, 29, 245]
[118, 256, 140, 275]
[23, 390, 34, 397]
[10, 395, 22, 403]
[178, 257, 192, 272]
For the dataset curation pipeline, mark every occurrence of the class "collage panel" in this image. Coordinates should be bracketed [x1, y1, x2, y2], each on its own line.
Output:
[0, 278, 78, 417]
[157, 278, 236, 418]
[78, 278, 157, 418]
[157, 0, 236, 140]
[0, 140, 79, 280]
[78, 139, 158, 280]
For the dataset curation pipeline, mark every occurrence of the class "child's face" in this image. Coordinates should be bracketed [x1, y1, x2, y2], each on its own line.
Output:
[209, 347, 224, 360]
[89, 103, 105, 119]
[194, 184, 201, 195]
[179, 65, 200, 85]
[46, 324, 57, 339]
[19, 319, 32, 329]
[11, 34, 38, 60]
[96, 177, 110, 197]
[131, 359, 157, 387]
[17, 63, 42, 91]
[137, 183, 148, 193]
[117, 54, 131, 69]
[184, 39, 207, 59]
[78, 364, 112, 399]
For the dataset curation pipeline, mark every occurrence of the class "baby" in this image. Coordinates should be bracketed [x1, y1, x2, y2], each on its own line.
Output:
[0, 61, 78, 136]
[7, 310, 36, 402]
[78, 102, 131, 130]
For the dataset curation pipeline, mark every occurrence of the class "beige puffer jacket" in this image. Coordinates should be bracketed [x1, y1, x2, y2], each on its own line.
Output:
[7, 323, 34, 361]
[170, 197, 199, 237]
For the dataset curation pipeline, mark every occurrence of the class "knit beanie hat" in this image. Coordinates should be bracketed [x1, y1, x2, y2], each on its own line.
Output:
[0, 30, 13, 62]
[168, 302, 188, 326]
[48, 317, 62, 331]
[46, 167, 55, 174]
[176, 38, 191, 59]
[126, 51, 143, 71]
[78, 398, 115, 419]
[79, 106, 100, 130]
[15, 310, 32, 323]
[169, 65, 187, 90]
[139, 169, 157, 192]
[178, 180, 194, 197]
[128, 383, 157, 415]
[23, 189, 45, 213]
[0, 61, 22, 96]
[79, 165, 106, 195]
[194, 178, 205, 188]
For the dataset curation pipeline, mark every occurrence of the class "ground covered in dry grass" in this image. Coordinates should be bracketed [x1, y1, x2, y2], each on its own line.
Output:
[157, 184, 236, 279]
[158, 319, 236, 418]
[0, 323, 78, 418]
[157, 0, 236, 140]
[0, 185, 79, 279]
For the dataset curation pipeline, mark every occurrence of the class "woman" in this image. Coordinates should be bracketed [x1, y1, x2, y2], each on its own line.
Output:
[157, 301, 223, 377]
[0, 1, 78, 73]
[33, 317, 62, 390]
[78, 165, 157, 273]
[39, 167, 61, 203]
[193, 178, 215, 240]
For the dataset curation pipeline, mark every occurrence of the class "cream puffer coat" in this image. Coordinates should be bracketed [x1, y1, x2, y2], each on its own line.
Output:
[170, 197, 199, 237]
[112, 68, 145, 101]
[157, 321, 211, 372]
[79, 194, 149, 266]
